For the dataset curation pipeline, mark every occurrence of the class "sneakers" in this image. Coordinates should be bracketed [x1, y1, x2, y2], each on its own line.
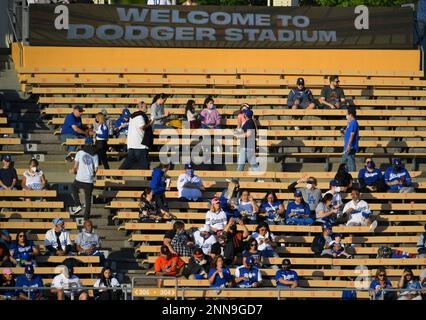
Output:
[69, 205, 82, 215]
[369, 220, 378, 232]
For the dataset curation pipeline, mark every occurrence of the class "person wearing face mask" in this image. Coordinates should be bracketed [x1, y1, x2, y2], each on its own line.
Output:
[324, 180, 344, 219]
[44, 218, 73, 256]
[285, 190, 313, 226]
[341, 107, 359, 172]
[384, 158, 414, 193]
[21, 159, 46, 193]
[200, 97, 221, 129]
[177, 163, 205, 201]
[315, 193, 339, 225]
[343, 189, 378, 232]
[275, 259, 299, 288]
[288, 176, 322, 216]
[334, 163, 353, 193]
[358, 158, 386, 192]
[16, 265, 43, 300]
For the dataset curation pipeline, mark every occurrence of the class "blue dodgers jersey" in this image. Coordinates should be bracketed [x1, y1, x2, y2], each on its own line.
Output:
[261, 201, 282, 221]
[358, 168, 382, 186]
[235, 266, 262, 287]
[275, 270, 299, 287]
[344, 119, 359, 151]
[285, 201, 310, 219]
[61, 113, 83, 135]
[384, 167, 412, 191]
[16, 275, 44, 300]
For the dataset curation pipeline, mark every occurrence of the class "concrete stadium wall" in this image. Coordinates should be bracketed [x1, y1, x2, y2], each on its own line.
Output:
[12, 43, 420, 72]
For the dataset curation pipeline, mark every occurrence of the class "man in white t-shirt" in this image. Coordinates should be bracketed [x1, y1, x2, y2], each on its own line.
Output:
[343, 189, 377, 232]
[177, 163, 204, 201]
[69, 140, 99, 220]
[119, 101, 153, 170]
[51, 265, 88, 300]
[205, 197, 227, 233]
[193, 225, 217, 255]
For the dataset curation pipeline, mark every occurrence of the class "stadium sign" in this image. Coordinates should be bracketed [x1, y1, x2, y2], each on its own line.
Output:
[29, 4, 413, 49]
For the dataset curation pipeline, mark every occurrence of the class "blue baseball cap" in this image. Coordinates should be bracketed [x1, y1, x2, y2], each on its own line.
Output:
[21, 252, 30, 261]
[85, 137, 94, 145]
[296, 77, 305, 85]
[294, 190, 303, 197]
[184, 163, 193, 170]
[122, 108, 131, 118]
[52, 218, 64, 225]
[322, 223, 332, 230]
[246, 256, 255, 266]
[392, 158, 402, 166]
[1, 155, 12, 162]
[330, 179, 339, 187]
[242, 109, 253, 118]
[24, 264, 34, 274]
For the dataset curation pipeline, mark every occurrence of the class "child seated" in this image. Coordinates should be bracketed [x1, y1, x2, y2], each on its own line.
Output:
[328, 233, 352, 259]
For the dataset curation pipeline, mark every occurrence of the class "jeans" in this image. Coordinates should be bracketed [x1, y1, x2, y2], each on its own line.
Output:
[341, 149, 356, 172]
[95, 140, 110, 169]
[237, 147, 259, 171]
[417, 20, 426, 48]
[286, 217, 314, 226]
[154, 193, 168, 210]
[72, 180, 93, 220]
[119, 148, 150, 170]
[261, 249, 279, 258]
[61, 133, 85, 152]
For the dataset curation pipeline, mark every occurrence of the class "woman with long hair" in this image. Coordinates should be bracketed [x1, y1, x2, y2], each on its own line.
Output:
[93, 112, 110, 169]
[200, 97, 221, 129]
[315, 193, 338, 225]
[259, 191, 285, 225]
[94, 266, 122, 300]
[334, 163, 353, 192]
[250, 222, 278, 259]
[207, 255, 233, 288]
[139, 187, 173, 223]
[9, 231, 38, 267]
[370, 267, 393, 300]
[185, 99, 200, 129]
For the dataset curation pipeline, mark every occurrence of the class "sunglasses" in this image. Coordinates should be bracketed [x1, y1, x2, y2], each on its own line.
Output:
[250, 243, 258, 247]
[259, 228, 267, 232]
[366, 161, 372, 163]
[18, 235, 25, 238]
[334, 80, 340, 83]
[378, 274, 385, 277]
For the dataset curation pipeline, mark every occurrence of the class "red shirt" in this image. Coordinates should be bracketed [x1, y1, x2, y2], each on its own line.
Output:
[154, 254, 185, 276]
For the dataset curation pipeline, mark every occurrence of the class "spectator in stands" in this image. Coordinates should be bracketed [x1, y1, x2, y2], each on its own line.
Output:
[113, 108, 131, 139]
[0, 230, 11, 249]
[221, 217, 249, 266]
[0, 240, 11, 267]
[44, 218, 73, 256]
[234, 256, 262, 288]
[287, 77, 316, 109]
[275, 259, 298, 288]
[154, 245, 185, 288]
[60, 105, 88, 161]
[119, 101, 153, 170]
[205, 197, 228, 234]
[208, 255, 233, 289]
[370, 267, 394, 300]
[151, 94, 172, 130]
[185, 99, 201, 129]
[243, 238, 265, 268]
[236, 103, 257, 131]
[150, 163, 171, 211]
[343, 189, 377, 232]
[417, 225, 426, 258]
[324, 179, 344, 219]
[315, 193, 338, 225]
[193, 225, 217, 255]
[285, 190, 313, 226]
[93, 112, 110, 170]
[16, 265, 43, 300]
[259, 191, 285, 225]
[334, 163, 353, 193]
[21, 159, 46, 193]
[0, 268, 17, 299]
[220, 178, 241, 207]
[183, 248, 211, 280]
[177, 163, 205, 201]
[341, 107, 359, 172]
[94, 266, 122, 300]
[235, 108, 260, 174]
[420, 267, 426, 287]
[9, 231, 39, 267]
[75, 220, 103, 261]
[163, 221, 194, 257]
[384, 158, 414, 193]
[0, 155, 17, 190]
[328, 233, 352, 259]
[417, 0, 426, 48]
[288, 176, 322, 216]
[238, 190, 259, 225]
[139, 187, 173, 223]
[250, 222, 278, 259]
[69, 140, 98, 219]
[319, 75, 346, 109]
[358, 157, 386, 192]
[224, 199, 241, 221]
[397, 267, 422, 300]
[311, 223, 333, 257]
[51, 265, 88, 300]
[200, 97, 221, 129]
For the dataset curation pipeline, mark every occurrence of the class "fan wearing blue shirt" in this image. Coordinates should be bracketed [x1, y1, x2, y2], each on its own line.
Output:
[285, 191, 313, 226]
[384, 158, 414, 193]
[370, 267, 393, 300]
[259, 191, 285, 225]
[208, 256, 233, 289]
[358, 158, 386, 192]
[60, 106, 87, 154]
[16, 265, 43, 300]
[234, 256, 262, 288]
[275, 259, 299, 288]
[341, 107, 359, 172]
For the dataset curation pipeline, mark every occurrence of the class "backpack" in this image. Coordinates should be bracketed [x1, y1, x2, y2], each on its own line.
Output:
[311, 235, 326, 257]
